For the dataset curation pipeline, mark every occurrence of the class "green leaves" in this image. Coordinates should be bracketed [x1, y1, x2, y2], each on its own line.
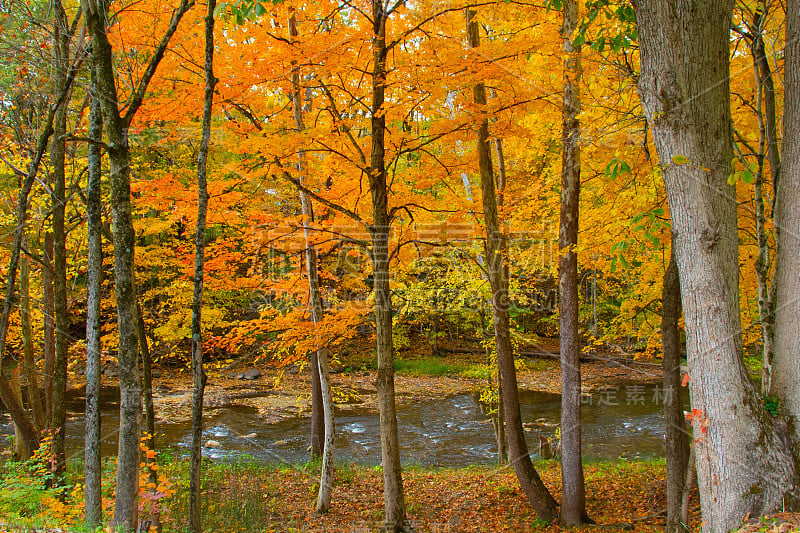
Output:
[727, 163, 757, 186]
[604, 157, 631, 180]
[215, 0, 280, 24]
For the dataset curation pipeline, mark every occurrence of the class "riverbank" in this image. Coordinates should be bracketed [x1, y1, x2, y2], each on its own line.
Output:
[143, 350, 663, 425]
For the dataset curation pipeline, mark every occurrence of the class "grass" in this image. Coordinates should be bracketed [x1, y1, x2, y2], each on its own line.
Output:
[393, 356, 468, 376]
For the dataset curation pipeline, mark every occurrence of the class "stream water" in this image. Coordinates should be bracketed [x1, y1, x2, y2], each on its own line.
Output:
[1, 382, 685, 467]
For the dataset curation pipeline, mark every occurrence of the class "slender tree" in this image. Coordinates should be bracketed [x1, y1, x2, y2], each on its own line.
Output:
[49, 0, 71, 485]
[467, 8, 559, 524]
[287, 11, 335, 513]
[661, 248, 690, 533]
[81, 0, 193, 527]
[189, 0, 215, 530]
[558, 0, 590, 524]
[84, 51, 104, 529]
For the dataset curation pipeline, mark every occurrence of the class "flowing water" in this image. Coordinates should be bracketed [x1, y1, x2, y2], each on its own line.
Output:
[1, 381, 685, 467]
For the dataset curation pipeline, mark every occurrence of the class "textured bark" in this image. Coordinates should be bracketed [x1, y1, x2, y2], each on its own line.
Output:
[10, 367, 28, 459]
[636, 0, 800, 530]
[662, 250, 690, 533]
[84, 56, 104, 529]
[746, 5, 779, 395]
[369, 3, 409, 530]
[750, 6, 780, 196]
[288, 12, 335, 513]
[558, 0, 589, 524]
[138, 303, 160, 532]
[81, 0, 192, 528]
[49, 0, 71, 484]
[772, 0, 800, 424]
[43, 233, 55, 424]
[468, 9, 558, 524]
[20, 245, 45, 430]
[0, 374, 39, 457]
[189, 1, 215, 530]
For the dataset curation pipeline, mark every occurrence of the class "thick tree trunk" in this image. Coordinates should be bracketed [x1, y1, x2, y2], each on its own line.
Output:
[636, 1, 800, 530]
[772, 0, 800, 425]
[189, 1, 215, 530]
[467, 9, 559, 524]
[20, 244, 45, 430]
[662, 250, 690, 533]
[84, 55, 104, 529]
[559, 0, 589, 524]
[369, 4, 409, 531]
[49, 0, 71, 484]
[288, 12, 335, 513]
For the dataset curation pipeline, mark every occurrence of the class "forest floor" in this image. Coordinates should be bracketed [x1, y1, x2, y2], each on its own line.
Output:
[142, 336, 663, 425]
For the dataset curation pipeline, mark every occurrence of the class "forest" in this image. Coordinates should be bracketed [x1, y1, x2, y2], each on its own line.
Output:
[0, 0, 798, 531]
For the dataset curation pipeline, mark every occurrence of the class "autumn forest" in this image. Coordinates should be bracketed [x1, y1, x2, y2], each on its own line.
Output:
[0, 0, 799, 532]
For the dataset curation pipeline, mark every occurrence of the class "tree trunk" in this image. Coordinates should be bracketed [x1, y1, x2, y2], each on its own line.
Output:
[43, 232, 55, 424]
[10, 367, 28, 460]
[468, 8, 559, 524]
[0, 41, 76, 459]
[288, 12, 335, 513]
[772, 0, 800, 425]
[49, 0, 71, 484]
[81, 0, 192, 528]
[559, 0, 589, 524]
[138, 302, 159, 532]
[636, 1, 800, 530]
[662, 249, 690, 533]
[189, 1, 215, 530]
[747, 4, 779, 396]
[369, 4, 409, 531]
[750, 6, 780, 196]
[84, 54, 104, 529]
[20, 243, 45, 430]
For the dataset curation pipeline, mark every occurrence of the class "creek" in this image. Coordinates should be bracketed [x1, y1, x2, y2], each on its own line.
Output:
[1, 382, 684, 467]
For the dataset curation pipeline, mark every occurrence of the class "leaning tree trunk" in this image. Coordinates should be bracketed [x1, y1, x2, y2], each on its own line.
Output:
[49, 0, 71, 484]
[772, 0, 800, 426]
[189, 0, 215, 530]
[369, 3, 409, 531]
[636, 0, 800, 530]
[662, 249, 690, 533]
[558, 0, 589, 524]
[467, 8, 559, 524]
[0, 38, 77, 457]
[288, 12, 335, 513]
[84, 54, 104, 529]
